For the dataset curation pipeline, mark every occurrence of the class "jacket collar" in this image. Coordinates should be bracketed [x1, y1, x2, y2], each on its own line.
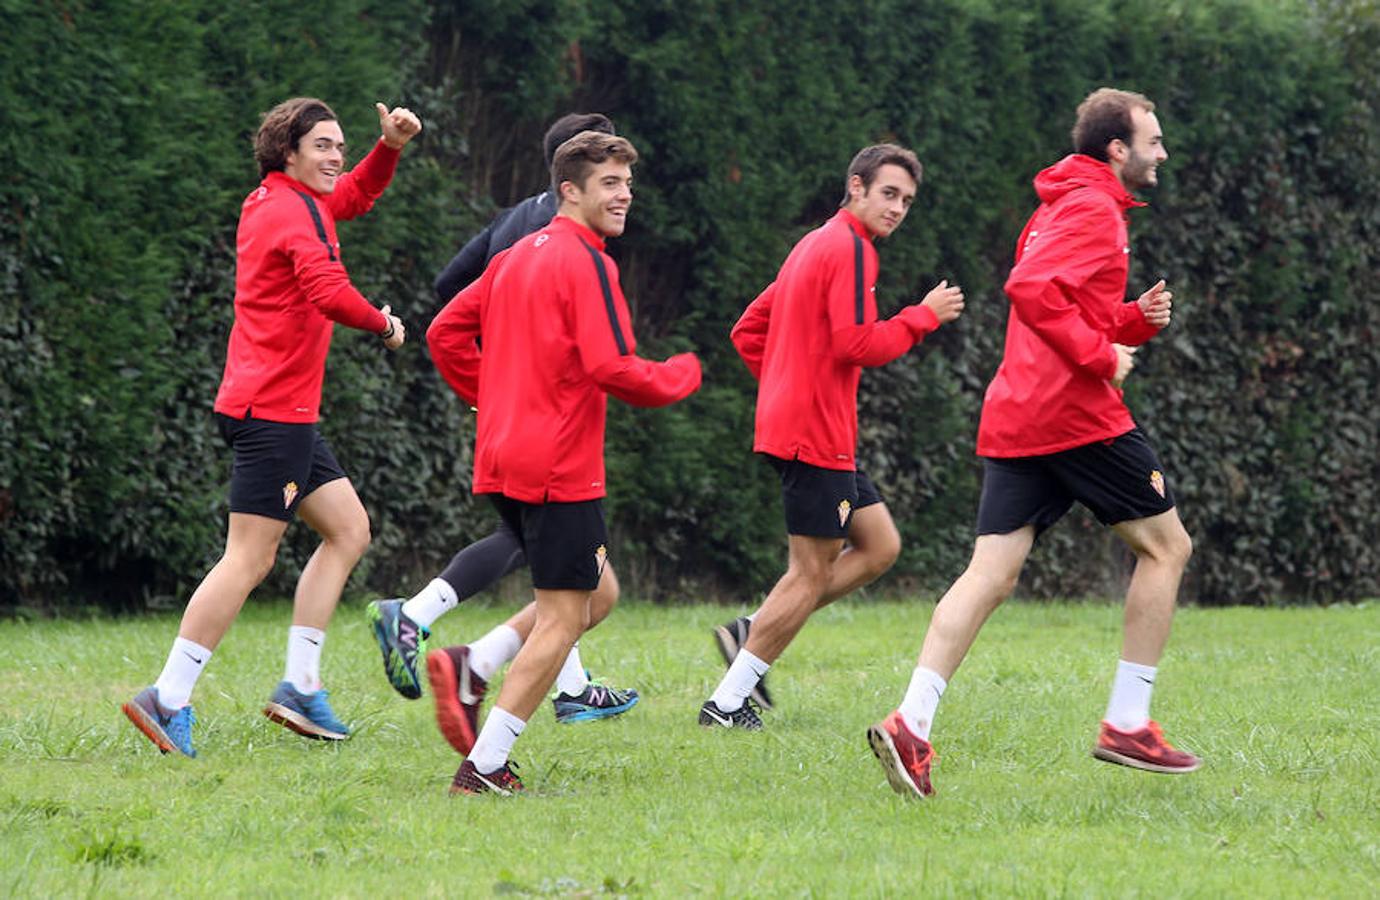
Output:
[264, 170, 323, 199]
[1035, 154, 1146, 211]
[550, 213, 608, 251]
[833, 208, 875, 241]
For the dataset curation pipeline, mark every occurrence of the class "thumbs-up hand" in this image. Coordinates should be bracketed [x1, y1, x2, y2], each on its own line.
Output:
[377, 102, 422, 150]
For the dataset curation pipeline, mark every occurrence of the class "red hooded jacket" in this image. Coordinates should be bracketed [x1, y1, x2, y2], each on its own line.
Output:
[731, 209, 940, 471]
[427, 215, 702, 503]
[977, 154, 1161, 457]
[213, 141, 397, 423]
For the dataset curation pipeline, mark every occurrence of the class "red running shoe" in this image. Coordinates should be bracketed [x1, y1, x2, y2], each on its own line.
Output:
[450, 759, 523, 796]
[1093, 720, 1201, 774]
[867, 711, 936, 798]
[427, 646, 486, 755]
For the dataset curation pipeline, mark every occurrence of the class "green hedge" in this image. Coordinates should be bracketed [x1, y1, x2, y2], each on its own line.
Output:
[2, 0, 1376, 610]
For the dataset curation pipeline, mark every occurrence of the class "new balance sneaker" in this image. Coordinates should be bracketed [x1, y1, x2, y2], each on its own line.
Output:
[713, 616, 774, 710]
[868, 710, 935, 798]
[1093, 720, 1201, 773]
[426, 645, 486, 755]
[450, 759, 523, 796]
[121, 687, 197, 758]
[698, 699, 763, 731]
[367, 598, 428, 699]
[262, 681, 350, 741]
[553, 679, 639, 724]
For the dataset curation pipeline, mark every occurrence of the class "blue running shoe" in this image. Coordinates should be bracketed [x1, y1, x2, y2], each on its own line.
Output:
[552, 678, 639, 724]
[263, 681, 350, 741]
[367, 598, 428, 699]
[122, 686, 197, 757]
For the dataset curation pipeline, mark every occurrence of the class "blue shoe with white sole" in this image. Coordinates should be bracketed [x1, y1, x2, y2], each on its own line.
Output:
[263, 681, 350, 741]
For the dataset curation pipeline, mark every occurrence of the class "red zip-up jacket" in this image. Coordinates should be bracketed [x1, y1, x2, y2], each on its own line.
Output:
[213, 140, 397, 423]
[977, 154, 1161, 457]
[427, 215, 702, 503]
[731, 209, 940, 471]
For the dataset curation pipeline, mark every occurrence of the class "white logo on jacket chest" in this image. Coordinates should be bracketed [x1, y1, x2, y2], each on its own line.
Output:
[534, 234, 549, 248]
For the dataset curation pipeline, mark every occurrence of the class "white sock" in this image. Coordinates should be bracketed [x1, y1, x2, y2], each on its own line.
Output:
[709, 648, 770, 712]
[554, 643, 589, 697]
[468, 624, 523, 681]
[153, 637, 213, 711]
[745, 611, 758, 624]
[898, 666, 947, 740]
[1105, 659, 1156, 731]
[284, 625, 325, 693]
[469, 706, 526, 774]
[400, 578, 459, 630]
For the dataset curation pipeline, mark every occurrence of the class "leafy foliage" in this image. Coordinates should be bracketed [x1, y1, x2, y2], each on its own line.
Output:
[2, 0, 1376, 609]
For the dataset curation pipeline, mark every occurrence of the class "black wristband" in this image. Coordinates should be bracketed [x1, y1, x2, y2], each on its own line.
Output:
[380, 318, 396, 340]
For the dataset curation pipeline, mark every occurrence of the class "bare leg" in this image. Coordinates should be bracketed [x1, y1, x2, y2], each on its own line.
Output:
[1111, 509, 1193, 665]
[292, 479, 371, 630]
[501, 561, 619, 641]
[492, 588, 591, 721]
[177, 513, 288, 649]
[917, 528, 1035, 679]
[816, 503, 902, 609]
[743, 535, 844, 663]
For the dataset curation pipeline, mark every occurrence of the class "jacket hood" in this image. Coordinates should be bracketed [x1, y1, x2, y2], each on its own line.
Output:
[1033, 154, 1141, 210]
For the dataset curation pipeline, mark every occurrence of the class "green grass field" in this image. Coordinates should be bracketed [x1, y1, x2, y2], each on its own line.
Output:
[2, 597, 1376, 897]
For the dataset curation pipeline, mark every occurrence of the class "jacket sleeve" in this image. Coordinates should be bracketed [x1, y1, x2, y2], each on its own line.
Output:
[825, 238, 939, 366]
[573, 251, 702, 407]
[427, 254, 499, 407]
[277, 200, 388, 333]
[325, 139, 400, 221]
[1003, 196, 1122, 380]
[729, 282, 776, 380]
[1112, 299, 1160, 346]
[433, 222, 496, 303]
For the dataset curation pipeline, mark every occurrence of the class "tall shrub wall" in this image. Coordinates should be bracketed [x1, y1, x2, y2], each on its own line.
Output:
[2, 0, 1376, 610]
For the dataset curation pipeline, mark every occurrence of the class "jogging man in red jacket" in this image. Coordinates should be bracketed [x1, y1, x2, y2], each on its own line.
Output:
[368, 113, 639, 734]
[699, 144, 964, 731]
[869, 88, 1198, 798]
[121, 97, 421, 758]
[427, 131, 701, 794]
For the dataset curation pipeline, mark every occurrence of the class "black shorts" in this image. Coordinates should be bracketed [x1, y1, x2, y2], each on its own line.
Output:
[976, 428, 1175, 536]
[765, 455, 883, 539]
[488, 495, 609, 591]
[216, 413, 347, 521]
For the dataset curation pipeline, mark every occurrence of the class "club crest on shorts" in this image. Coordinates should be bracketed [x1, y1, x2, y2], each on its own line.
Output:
[1149, 470, 1165, 498]
[837, 499, 852, 528]
[594, 544, 607, 574]
[282, 481, 299, 509]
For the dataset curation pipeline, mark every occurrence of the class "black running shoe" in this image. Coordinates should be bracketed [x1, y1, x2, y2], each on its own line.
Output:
[450, 759, 523, 796]
[698, 699, 763, 731]
[713, 615, 774, 710]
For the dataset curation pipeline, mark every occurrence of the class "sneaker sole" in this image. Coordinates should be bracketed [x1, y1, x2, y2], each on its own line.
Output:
[1092, 744, 1201, 774]
[121, 702, 180, 756]
[449, 773, 518, 797]
[427, 650, 479, 755]
[367, 602, 422, 700]
[867, 723, 927, 798]
[712, 624, 774, 711]
[262, 703, 348, 741]
[555, 695, 639, 724]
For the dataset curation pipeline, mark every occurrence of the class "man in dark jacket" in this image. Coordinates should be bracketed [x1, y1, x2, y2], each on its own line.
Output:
[869, 88, 1198, 799]
[368, 114, 640, 733]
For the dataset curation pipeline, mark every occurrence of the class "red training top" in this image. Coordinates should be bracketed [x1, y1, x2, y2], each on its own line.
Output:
[427, 215, 702, 503]
[977, 154, 1161, 457]
[731, 209, 940, 471]
[213, 140, 397, 423]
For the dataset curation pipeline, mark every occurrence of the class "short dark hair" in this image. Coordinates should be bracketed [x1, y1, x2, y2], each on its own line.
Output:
[255, 97, 338, 178]
[543, 113, 615, 167]
[840, 144, 923, 206]
[1072, 88, 1155, 162]
[551, 131, 638, 196]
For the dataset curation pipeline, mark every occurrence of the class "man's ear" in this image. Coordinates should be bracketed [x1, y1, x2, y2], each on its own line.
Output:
[1108, 138, 1128, 164]
[847, 173, 864, 202]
